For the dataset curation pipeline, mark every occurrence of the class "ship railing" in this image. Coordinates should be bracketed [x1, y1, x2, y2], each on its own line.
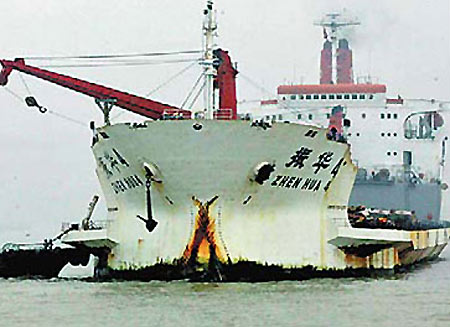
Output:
[355, 164, 440, 184]
[1, 242, 47, 252]
[162, 109, 192, 120]
[61, 219, 112, 232]
[213, 108, 233, 120]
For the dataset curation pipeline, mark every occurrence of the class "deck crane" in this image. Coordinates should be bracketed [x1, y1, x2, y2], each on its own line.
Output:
[0, 58, 190, 123]
[0, 49, 238, 123]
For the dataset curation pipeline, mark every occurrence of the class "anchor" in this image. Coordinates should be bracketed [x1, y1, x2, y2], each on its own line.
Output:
[137, 171, 158, 233]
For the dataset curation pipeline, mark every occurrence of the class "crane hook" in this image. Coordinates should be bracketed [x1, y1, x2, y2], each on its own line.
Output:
[25, 96, 47, 114]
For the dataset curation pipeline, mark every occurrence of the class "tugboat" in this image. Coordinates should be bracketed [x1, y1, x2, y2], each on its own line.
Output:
[0, 2, 449, 281]
[0, 241, 90, 278]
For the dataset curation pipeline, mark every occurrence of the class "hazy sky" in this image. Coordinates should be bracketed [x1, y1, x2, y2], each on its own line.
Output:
[0, 0, 449, 244]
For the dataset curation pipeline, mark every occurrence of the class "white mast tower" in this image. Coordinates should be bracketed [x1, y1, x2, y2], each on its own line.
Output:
[314, 13, 360, 83]
[202, 0, 218, 120]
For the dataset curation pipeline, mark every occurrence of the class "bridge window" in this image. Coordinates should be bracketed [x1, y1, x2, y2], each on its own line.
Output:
[321, 94, 327, 100]
[300, 95, 304, 100]
[329, 94, 335, 100]
[306, 95, 312, 100]
[308, 114, 313, 120]
[362, 113, 366, 119]
[369, 94, 374, 100]
[352, 94, 358, 100]
[393, 113, 398, 119]
[290, 95, 296, 100]
[336, 94, 343, 100]
[313, 95, 319, 100]
[297, 114, 302, 119]
[344, 94, 350, 100]
[404, 112, 444, 140]
[387, 113, 392, 119]
[381, 113, 385, 119]
[359, 94, 366, 100]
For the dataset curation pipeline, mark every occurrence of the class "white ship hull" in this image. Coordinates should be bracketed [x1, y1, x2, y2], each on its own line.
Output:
[62, 120, 449, 280]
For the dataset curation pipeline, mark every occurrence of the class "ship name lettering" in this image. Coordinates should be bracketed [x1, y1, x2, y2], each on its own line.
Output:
[285, 147, 313, 170]
[312, 151, 334, 174]
[271, 175, 303, 190]
[301, 178, 321, 192]
[111, 174, 144, 194]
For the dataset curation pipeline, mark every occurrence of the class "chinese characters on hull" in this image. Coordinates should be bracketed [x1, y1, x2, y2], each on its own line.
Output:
[276, 129, 346, 192]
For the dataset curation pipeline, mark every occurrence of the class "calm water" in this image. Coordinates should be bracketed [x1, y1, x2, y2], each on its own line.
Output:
[1, 250, 449, 327]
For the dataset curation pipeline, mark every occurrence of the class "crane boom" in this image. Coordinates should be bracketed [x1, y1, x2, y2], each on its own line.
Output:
[0, 58, 189, 120]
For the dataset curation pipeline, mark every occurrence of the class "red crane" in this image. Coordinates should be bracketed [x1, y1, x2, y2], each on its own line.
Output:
[0, 58, 189, 121]
[0, 50, 238, 122]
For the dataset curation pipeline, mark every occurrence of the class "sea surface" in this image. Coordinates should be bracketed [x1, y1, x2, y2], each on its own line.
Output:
[1, 250, 449, 327]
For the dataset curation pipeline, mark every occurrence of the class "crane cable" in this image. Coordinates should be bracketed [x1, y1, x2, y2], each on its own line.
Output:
[22, 50, 203, 61]
[1, 82, 87, 128]
[145, 61, 198, 97]
[189, 80, 206, 110]
[180, 72, 205, 110]
[39, 58, 201, 69]
[110, 61, 198, 121]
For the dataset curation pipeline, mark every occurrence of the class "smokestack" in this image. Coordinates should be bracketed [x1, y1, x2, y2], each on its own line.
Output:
[337, 39, 353, 84]
[214, 49, 238, 120]
[320, 41, 332, 84]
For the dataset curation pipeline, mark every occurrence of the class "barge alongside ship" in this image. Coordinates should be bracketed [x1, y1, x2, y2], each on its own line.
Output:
[1, 1, 449, 280]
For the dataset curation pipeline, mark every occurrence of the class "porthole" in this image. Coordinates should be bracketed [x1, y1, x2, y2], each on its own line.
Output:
[362, 113, 366, 119]
[387, 152, 391, 156]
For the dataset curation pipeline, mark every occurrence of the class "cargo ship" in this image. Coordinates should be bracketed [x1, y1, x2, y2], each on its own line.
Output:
[1, 2, 449, 281]
[247, 12, 450, 222]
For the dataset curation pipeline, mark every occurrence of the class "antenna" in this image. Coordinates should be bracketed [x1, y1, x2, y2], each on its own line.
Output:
[202, 0, 218, 120]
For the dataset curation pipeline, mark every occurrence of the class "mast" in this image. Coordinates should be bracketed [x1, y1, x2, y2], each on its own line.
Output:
[314, 13, 360, 84]
[202, 0, 218, 120]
